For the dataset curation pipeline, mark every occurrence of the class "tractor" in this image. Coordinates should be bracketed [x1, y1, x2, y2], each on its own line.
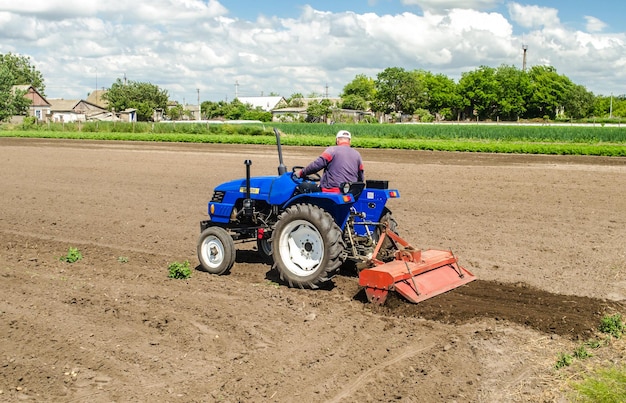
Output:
[197, 128, 475, 304]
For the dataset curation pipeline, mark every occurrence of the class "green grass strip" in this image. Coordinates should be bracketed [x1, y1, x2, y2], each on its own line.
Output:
[0, 124, 626, 157]
[1, 130, 624, 157]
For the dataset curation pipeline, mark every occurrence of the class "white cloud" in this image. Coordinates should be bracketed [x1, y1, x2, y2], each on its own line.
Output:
[0, 0, 624, 102]
[508, 2, 559, 29]
[0, 0, 228, 21]
[585, 16, 607, 33]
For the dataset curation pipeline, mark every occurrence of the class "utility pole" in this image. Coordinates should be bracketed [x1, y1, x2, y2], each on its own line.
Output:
[197, 88, 200, 121]
[610, 92, 613, 118]
[235, 81, 239, 99]
[522, 43, 528, 72]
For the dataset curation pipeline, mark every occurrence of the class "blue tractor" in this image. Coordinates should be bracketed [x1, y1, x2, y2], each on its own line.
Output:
[197, 129, 475, 304]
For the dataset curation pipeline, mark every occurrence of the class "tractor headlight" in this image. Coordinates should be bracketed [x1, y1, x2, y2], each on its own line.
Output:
[341, 182, 351, 194]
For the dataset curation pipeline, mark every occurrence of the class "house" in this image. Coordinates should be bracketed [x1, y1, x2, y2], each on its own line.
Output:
[86, 89, 109, 109]
[271, 106, 308, 122]
[237, 96, 287, 112]
[48, 99, 110, 122]
[182, 104, 201, 120]
[119, 109, 137, 122]
[12, 85, 51, 121]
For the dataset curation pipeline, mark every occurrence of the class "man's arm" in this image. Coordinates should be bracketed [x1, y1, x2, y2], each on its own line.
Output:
[300, 150, 332, 177]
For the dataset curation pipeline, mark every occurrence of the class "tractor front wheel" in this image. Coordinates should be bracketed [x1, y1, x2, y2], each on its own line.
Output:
[197, 226, 236, 274]
[272, 204, 345, 288]
[257, 237, 273, 263]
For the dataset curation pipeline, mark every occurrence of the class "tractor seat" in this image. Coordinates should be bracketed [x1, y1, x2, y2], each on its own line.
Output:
[341, 181, 365, 201]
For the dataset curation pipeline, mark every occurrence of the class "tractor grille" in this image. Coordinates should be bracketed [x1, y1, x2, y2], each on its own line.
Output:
[211, 191, 225, 203]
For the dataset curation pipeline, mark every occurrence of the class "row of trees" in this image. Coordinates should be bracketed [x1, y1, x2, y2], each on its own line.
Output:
[1, 51, 624, 123]
[339, 66, 622, 122]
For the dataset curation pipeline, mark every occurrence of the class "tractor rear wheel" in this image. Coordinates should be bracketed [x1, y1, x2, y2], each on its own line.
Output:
[272, 204, 345, 288]
[197, 226, 236, 274]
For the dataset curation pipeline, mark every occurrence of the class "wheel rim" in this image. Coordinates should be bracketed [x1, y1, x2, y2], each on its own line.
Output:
[277, 219, 324, 276]
[200, 235, 225, 269]
[259, 238, 272, 256]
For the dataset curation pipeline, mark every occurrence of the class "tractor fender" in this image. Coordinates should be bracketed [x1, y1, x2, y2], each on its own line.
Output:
[282, 193, 354, 230]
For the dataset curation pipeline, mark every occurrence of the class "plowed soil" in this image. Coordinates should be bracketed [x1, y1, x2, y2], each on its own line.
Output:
[1, 137, 625, 402]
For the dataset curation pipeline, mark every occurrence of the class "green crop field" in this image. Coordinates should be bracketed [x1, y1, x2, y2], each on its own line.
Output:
[1, 121, 625, 156]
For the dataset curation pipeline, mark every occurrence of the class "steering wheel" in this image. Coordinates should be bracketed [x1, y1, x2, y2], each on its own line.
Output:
[291, 166, 321, 182]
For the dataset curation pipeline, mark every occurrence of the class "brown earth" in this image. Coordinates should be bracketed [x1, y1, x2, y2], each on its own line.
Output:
[1, 137, 625, 402]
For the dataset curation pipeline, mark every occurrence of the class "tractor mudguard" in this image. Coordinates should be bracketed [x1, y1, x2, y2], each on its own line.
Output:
[351, 187, 400, 237]
[284, 192, 356, 230]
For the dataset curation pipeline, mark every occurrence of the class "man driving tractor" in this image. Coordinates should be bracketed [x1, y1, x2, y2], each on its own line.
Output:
[298, 130, 364, 193]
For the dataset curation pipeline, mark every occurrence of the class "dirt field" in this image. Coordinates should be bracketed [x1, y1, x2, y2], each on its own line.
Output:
[1, 137, 625, 402]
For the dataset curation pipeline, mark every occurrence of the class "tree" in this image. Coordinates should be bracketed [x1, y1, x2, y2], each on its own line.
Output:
[0, 53, 46, 94]
[103, 78, 169, 121]
[457, 66, 499, 120]
[167, 103, 185, 120]
[418, 70, 461, 120]
[340, 74, 376, 110]
[306, 99, 333, 122]
[595, 94, 626, 118]
[198, 99, 272, 122]
[493, 65, 531, 121]
[0, 66, 29, 121]
[371, 67, 427, 115]
[287, 93, 305, 107]
[201, 100, 229, 119]
[0, 53, 45, 121]
[563, 84, 594, 119]
[340, 94, 369, 111]
[525, 66, 573, 120]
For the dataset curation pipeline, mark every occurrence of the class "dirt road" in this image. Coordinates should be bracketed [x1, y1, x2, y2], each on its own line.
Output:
[1, 138, 625, 402]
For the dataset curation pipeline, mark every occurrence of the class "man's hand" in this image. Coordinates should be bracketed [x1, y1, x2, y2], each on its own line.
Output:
[297, 170, 304, 178]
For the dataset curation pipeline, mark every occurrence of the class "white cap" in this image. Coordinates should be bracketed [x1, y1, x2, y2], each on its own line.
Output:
[336, 130, 351, 139]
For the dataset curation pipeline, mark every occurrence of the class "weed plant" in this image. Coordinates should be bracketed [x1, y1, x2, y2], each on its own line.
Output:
[59, 247, 82, 263]
[168, 260, 191, 279]
[598, 314, 624, 339]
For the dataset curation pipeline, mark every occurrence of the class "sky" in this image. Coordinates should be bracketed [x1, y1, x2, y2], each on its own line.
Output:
[1, 0, 625, 104]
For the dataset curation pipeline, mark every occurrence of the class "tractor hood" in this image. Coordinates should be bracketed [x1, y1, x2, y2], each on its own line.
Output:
[213, 172, 299, 206]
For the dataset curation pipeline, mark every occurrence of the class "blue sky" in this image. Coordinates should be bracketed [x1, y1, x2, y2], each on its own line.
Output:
[1, 0, 624, 103]
[231, 0, 625, 34]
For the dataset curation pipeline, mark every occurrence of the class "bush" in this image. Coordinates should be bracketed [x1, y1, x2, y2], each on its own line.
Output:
[168, 260, 191, 279]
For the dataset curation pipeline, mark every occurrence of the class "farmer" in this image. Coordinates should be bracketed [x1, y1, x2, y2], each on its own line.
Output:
[298, 130, 364, 193]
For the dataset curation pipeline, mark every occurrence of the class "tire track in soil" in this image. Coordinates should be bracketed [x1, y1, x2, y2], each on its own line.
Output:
[370, 280, 625, 340]
[326, 342, 437, 403]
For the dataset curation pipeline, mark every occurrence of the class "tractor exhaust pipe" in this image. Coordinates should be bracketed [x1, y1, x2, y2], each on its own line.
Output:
[243, 159, 253, 217]
[273, 128, 287, 175]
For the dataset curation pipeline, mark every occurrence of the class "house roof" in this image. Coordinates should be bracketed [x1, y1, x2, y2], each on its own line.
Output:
[86, 89, 108, 108]
[12, 85, 51, 107]
[237, 96, 286, 111]
[48, 99, 107, 113]
[49, 99, 80, 112]
[272, 107, 307, 113]
[12, 85, 32, 92]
